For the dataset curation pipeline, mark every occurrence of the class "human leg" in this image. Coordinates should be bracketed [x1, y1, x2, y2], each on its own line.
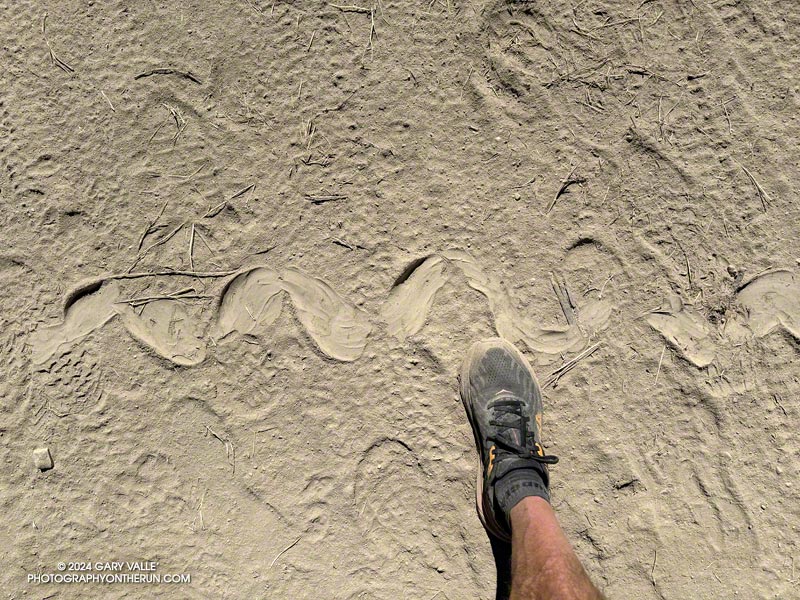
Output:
[509, 497, 603, 600]
[459, 338, 604, 600]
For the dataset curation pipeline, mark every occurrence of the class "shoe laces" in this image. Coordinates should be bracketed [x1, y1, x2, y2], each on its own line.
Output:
[487, 396, 559, 464]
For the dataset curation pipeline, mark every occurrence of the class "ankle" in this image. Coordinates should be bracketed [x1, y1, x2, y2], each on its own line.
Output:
[510, 496, 552, 527]
[495, 466, 550, 529]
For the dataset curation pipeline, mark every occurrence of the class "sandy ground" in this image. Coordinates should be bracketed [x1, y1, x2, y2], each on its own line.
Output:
[2, 0, 799, 598]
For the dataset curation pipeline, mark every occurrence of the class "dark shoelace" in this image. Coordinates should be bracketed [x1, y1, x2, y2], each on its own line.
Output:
[488, 397, 559, 464]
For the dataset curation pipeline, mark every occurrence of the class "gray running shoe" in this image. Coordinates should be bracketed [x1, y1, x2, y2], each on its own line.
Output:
[459, 338, 558, 542]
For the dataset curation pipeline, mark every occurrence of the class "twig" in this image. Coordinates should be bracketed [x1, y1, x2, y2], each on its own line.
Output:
[244, 304, 256, 321]
[163, 103, 188, 143]
[230, 183, 256, 200]
[735, 162, 771, 212]
[655, 345, 666, 384]
[129, 220, 187, 272]
[314, 89, 358, 119]
[331, 238, 354, 250]
[545, 343, 601, 388]
[250, 245, 277, 257]
[195, 228, 214, 255]
[676, 240, 692, 288]
[657, 94, 664, 140]
[550, 273, 577, 326]
[117, 286, 198, 305]
[545, 58, 610, 89]
[598, 274, 614, 299]
[773, 394, 787, 417]
[136, 200, 169, 252]
[307, 30, 316, 52]
[330, 3, 371, 13]
[148, 121, 166, 144]
[330, 237, 365, 250]
[592, 17, 639, 30]
[188, 223, 196, 270]
[204, 425, 235, 473]
[100, 91, 115, 111]
[546, 165, 585, 214]
[651, 548, 658, 588]
[135, 68, 202, 84]
[62, 269, 239, 311]
[116, 291, 210, 308]
[204, 200, 227, 219]
[571, 17, 601, 40]
[244, 0, 264, 15]
[305, 193, 348, 204]
[42, 14, 74, 73]
[203, 184, 255, 218]
[625, 64, 675, 85]
[270, 537, 302, 567]
[721, 97, 735, 135]
[109, 269, 237, 280]
[165, 163, 207, 180]
[577, 99, 603, 113]
[366, 9, 376, 55]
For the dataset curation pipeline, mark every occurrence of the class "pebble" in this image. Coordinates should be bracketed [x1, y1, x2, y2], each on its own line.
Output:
[33, 447, 53, 471]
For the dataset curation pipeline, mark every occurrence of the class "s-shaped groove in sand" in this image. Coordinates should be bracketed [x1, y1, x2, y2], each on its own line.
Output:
[383, 249, 594, 354]
[113, 300, 207, 367]
[213, 267, 371, 362]
[646, 269, 800, 369]
[31, 266, 371, 367]
[442, 249, 585, 354]
[30, 279, 121, 368]
[380, 255, 448, 341]
[646, 295, 717, 368]
[31, 273, 216, 368]
[735, 269, 800, 340]
[279, 268, 371, 362]
[212, 267, 284, 339]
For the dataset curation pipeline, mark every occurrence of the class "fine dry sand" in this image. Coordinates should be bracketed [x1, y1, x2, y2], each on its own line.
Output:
[1, 0, 799, 598]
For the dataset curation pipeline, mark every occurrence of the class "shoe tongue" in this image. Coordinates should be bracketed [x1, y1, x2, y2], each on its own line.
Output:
[492, 391, 525, 447]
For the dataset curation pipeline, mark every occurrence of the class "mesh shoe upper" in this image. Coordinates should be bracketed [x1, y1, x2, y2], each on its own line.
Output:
[460, 338, 558, 541]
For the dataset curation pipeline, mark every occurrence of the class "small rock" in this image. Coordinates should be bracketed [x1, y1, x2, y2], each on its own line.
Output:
[33, 447, 53, 471]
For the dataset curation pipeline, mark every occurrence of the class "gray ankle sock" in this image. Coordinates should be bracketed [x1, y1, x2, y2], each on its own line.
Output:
[494, 465, 550, 524]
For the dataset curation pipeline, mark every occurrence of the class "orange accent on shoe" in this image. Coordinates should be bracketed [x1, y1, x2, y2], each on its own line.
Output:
[487, 444, 497, 477]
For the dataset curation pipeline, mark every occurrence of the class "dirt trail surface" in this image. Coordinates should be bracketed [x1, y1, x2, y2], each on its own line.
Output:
[1, 0, 799, 598]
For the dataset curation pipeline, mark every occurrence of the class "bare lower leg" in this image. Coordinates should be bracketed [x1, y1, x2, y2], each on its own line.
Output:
[509, 497, 604, 600]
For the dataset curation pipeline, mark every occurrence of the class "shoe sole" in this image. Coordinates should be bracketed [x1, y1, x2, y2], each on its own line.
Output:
[459, 337, 544, 543]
